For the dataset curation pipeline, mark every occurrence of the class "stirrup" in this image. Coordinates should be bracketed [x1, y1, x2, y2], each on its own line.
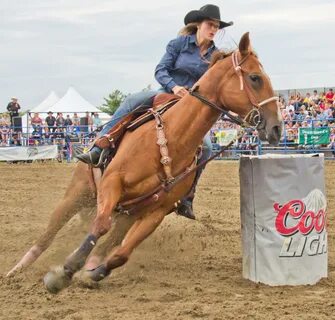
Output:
[92, 149, 111, 168]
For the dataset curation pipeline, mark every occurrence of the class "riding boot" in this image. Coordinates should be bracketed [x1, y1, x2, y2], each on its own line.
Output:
[176, 197, 195, 220]
[176, 165, 203, 220]
[76, 146, 102, 166]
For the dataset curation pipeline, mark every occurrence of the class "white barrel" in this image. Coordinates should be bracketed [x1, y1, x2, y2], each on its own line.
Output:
[239, 154, 327, 286]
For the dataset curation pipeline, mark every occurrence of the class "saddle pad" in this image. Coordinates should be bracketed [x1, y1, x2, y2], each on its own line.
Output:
[127, 96, 180, 131]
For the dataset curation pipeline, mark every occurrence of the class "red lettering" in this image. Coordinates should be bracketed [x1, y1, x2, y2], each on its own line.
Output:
[298, 211, 314, 235]
[314, 209, 326, 233]
[274, 200, 326, 236]
[274, 200, 305, 236]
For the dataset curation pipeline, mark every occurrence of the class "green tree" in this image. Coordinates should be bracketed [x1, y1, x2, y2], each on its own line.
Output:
[99, 89, 128, 115]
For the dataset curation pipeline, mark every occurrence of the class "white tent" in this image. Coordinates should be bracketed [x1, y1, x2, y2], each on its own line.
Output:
[22, 87, 110, 133]
[32, 91, 60, 113]
[50, 87, 109, 120]
[21, 91, 60, 131]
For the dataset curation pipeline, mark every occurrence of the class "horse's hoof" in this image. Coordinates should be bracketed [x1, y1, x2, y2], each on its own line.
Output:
[86, 264, 109, 282]
[44, 266, 71, 294]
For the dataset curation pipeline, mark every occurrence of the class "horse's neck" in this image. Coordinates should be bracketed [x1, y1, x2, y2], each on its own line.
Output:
[167, 83, 221, 153]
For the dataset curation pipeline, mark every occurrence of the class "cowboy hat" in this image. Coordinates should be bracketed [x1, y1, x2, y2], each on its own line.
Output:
[184, 4, 233, 29]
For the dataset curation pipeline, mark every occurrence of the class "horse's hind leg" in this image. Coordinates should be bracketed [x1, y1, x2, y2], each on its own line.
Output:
[87, 209, 165, 281]
[6, 163, 93, 277]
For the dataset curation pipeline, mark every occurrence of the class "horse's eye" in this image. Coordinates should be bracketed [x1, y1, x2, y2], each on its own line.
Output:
[250, 74, 260, 82]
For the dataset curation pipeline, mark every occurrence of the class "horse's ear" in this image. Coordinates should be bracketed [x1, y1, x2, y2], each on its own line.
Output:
[239, 32, 251, 56]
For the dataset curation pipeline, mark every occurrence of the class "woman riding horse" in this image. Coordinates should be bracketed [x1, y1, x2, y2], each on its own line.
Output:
[76, 4, 233, 220]
[43, 27, 282, 293]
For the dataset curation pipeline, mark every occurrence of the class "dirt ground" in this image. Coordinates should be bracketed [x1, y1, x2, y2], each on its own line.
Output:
[0, 161, 334, 320]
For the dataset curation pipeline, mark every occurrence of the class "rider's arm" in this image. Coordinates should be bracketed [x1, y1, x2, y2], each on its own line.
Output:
[154, 36, 184, 93]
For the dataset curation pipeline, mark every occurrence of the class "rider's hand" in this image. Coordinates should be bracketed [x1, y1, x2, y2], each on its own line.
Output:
[172, 85, 188, 97]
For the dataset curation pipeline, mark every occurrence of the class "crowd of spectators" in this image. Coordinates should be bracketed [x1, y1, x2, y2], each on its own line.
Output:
[0, 109, 102, 147]
[209, 88, 335, 156]
[2, 89, 335, 159]
[278, 88, 335, 152]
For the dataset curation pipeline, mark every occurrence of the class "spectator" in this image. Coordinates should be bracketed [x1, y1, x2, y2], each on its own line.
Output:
[277, 96, 286, 110]
[296, 106, 307, 122]
[72, 112, 80, 125]
[64, 114, 73, 127]
[86, 111, 93, 132]
[0, 115, 10, 146]
[310, 90, 319, 104]
[325, 88, 334, 104]
[45, 111, 56, 135]
[302, 93, 311, 108]
[31, 112, 43, 133]
[285, 122, 296, 144]
[281, 109, 290, 122]
[72, 112, 80, 133]
[6, 97, 21, 126]
[55, 113, 65, 143]
[10, 132, 21, 146]
[288, 109, 297, 124]
[318, 98, 326, 111]
[92, 112, 102, 130]
[293, 92, 303, 112]
[56, 112, 65, 127]
[285, 100, 295, 113]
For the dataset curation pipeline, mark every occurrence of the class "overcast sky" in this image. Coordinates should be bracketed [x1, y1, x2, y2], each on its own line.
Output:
[1, 0, 334, 111]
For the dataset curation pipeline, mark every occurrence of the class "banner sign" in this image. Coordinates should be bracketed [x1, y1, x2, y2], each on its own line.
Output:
[0, 145, 58, 161]
[240, 154, 327, 285]
[298, 127, 330, 145]
[215, 129, 238, 146]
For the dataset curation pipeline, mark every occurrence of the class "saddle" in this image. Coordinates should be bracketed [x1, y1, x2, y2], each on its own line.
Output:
[94, 93, 180, 151]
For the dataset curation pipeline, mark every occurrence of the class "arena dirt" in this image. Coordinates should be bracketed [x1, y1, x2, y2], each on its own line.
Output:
[0, 161, 334, 320]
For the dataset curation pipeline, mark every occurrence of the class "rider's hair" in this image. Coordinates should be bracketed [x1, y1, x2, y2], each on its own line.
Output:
[178, 22, 198, 36]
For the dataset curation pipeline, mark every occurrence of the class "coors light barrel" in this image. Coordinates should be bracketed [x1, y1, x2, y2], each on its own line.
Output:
[239, 154, 327, 286]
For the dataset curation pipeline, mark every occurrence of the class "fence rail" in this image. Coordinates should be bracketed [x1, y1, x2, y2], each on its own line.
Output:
[0, 118, 335, 161]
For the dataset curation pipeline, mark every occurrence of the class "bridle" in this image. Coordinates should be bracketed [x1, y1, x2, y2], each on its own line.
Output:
[189, 50, 278, 129]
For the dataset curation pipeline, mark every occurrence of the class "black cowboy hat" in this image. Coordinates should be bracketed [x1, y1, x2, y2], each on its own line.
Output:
[184, 4, 233, 29]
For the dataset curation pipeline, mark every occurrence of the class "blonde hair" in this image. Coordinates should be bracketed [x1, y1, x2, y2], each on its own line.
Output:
[178, 22, 198, 36]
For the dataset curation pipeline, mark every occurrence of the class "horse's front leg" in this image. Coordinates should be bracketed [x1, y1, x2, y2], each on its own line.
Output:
[87, 209, 166, 282]
[84, 213, 136, 270]
[43, 176, 122, 293]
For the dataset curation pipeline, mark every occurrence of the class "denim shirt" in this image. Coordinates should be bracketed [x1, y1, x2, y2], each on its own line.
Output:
[154, 34, 217, 93]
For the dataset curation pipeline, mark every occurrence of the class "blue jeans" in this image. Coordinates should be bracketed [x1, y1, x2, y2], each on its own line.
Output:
[96, 90, 213, 163]
[100, 90, 159, 135]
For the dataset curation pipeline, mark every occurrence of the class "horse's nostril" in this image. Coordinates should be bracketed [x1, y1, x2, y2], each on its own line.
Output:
[267, 125, 282, 145]
[272, 125, 281, 138]
[273, 126, 282, 139]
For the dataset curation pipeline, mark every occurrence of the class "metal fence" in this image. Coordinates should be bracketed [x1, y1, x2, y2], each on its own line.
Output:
[1, 119, 335, 162]
[213, 118, 335, 160]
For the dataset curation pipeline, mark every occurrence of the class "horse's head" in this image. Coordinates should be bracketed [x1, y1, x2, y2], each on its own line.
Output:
[208, 32, 282, 145]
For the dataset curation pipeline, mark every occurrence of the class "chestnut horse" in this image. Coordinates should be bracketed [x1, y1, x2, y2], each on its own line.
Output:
[8, 33, 282, 291]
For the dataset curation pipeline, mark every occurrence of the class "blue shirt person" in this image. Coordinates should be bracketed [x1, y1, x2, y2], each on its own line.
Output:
[155, 33, 217, 93]
[76, 4, 233, 219]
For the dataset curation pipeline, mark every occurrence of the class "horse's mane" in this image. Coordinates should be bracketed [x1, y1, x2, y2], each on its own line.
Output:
[209, 50, 234, 68]
[209, 49, 258, 68]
